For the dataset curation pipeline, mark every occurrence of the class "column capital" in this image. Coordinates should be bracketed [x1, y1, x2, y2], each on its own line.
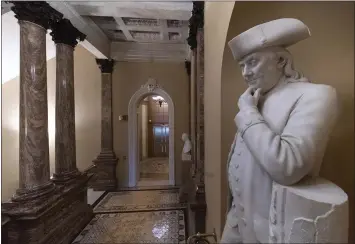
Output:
[50, 18, 86, 47]
[96, 59, 115, 73]
[8, 1, 63, 29]
[187, 1, 204, 50]
[185, 60, 191, 77]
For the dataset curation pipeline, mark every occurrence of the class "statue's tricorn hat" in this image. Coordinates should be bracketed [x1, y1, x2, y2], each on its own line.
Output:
[228, 18, 311, 61]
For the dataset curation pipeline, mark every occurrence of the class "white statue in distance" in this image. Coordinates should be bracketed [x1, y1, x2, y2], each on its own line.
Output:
[181, 133, 192, 161]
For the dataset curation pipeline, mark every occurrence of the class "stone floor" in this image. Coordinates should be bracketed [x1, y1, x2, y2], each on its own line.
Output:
[75, 188, 187, 243]
[137, 179, 170, 186]
[139, 157, 169, 182]
[72, 210, 186, 244]
[93, 189, 186, 213]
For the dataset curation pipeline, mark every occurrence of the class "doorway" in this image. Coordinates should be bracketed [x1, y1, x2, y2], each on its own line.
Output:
[128, 80, 175, 187]
[152, 124, 169, 157]
[137, 95, 169, 186]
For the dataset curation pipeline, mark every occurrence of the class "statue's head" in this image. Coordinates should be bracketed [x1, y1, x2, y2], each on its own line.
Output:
[228, 18, 311, 93]
[181, 133, 189, 142]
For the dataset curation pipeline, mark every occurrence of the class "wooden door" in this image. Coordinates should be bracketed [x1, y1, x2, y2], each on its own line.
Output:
[153, 124, 169, 157]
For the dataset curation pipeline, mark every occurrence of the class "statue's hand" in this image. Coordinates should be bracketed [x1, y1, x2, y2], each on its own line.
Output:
[238, 87, 262, 113]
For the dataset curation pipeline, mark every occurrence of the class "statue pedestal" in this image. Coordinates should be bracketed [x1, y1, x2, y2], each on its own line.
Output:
[269, 177, 348, 244]
[179, 160, 194, 202]
[182, 154, 192, 161]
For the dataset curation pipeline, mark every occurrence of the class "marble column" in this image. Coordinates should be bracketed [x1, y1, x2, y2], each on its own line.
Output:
[180, 60, 193, 203]
[187, 1, 206, 233]
[50, 19, 86, 182]
[9, 1, 63, 202]
[92, 59, 118, 190]
[2, 4, 95, 244]
[188, 1, 205, 192]
[185, 60, 192, 136]
[196, 27, 205, 192]
[190, 51, 197, 173]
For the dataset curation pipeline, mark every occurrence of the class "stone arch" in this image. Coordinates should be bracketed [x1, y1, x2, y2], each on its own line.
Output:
[128, 78, 175, 187]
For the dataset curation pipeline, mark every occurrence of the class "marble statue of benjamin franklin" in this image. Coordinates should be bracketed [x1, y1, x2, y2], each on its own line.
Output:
[221, 18, 345, 243]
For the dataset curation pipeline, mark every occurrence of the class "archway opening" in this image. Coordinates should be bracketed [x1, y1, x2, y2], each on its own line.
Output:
[128, 80, 175, 188]
[137, 95, 170, 186]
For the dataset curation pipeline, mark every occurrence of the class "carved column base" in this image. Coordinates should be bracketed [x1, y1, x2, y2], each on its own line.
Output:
[190, 182, 206, 233]
[2, 174, 93, 244]
[195, 183, 205, 202]
[3, 186, 62, 218]
[12, 181, 56, 202]
[2, 216, 11, 243]
[91, 150, 118, 190]
[51, 169, 82, 184]
[179, 160, 194, 203]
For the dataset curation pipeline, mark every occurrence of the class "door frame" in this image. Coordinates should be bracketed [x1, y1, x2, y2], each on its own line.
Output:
[128, 79, 175, 187]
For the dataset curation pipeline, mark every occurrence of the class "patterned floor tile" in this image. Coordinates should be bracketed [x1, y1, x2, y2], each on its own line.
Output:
[94, 189, 186, 213]
[137, 179, 170, 187]
[117, 185, 180, 191]
[72, 210, 186, 244]
[140, 157, 169, 174]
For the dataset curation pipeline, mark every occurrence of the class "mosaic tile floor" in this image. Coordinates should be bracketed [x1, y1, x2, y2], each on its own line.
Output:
[118, 185, 180, 191]
[139, 157, 170, 185]
[137, 179, 170, 187]
[93, 189, 187, 213]
[72, 210, 186, 244]
[140, 157, 169, 174]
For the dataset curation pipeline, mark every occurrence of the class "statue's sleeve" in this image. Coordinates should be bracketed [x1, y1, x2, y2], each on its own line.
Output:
[235, 86, 338, 185]
[226, 132, 238, 214]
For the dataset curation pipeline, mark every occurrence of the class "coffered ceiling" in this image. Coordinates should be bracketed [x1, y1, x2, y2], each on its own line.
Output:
[60, 2, 193, 62]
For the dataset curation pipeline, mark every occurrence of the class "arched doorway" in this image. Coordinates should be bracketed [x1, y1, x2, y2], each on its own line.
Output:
[128, 78, 175, 187]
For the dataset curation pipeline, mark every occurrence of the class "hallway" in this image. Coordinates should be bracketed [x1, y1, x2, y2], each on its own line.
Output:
[74, 188, 187, 243]
[1, 2, 206, 244]
[138, 157, 170, 186]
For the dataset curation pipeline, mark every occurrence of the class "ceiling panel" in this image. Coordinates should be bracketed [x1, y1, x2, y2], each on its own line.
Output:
[68, 1, 192, 62]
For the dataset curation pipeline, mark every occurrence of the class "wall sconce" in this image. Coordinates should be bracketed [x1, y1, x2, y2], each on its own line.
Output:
[118, 115, 128, 121]
[152, 95, 166, 107]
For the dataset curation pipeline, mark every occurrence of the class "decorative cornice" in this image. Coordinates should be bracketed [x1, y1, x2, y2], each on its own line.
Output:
[96, 59, 115, 73]
[187, 1, 204, 50]
[185, 61, 191, 77]
[8, 1, 63, 30]
[50, 18, 86, 48]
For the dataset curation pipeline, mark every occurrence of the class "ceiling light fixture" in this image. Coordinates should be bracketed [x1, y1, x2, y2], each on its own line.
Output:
[152, 96, 166, 107]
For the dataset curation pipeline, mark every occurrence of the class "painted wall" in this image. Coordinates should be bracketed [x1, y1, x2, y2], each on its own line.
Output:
[204, 1, 235, 238]
[112, 62, 189, 187]
[221, 2, 354, 242]
[1, 11, 56, 84]
[2, 45, 101, 200]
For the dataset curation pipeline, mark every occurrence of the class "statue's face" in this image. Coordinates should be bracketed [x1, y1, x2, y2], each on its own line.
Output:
[238, 49, 284, 93]
[182, 133, 187, 141]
